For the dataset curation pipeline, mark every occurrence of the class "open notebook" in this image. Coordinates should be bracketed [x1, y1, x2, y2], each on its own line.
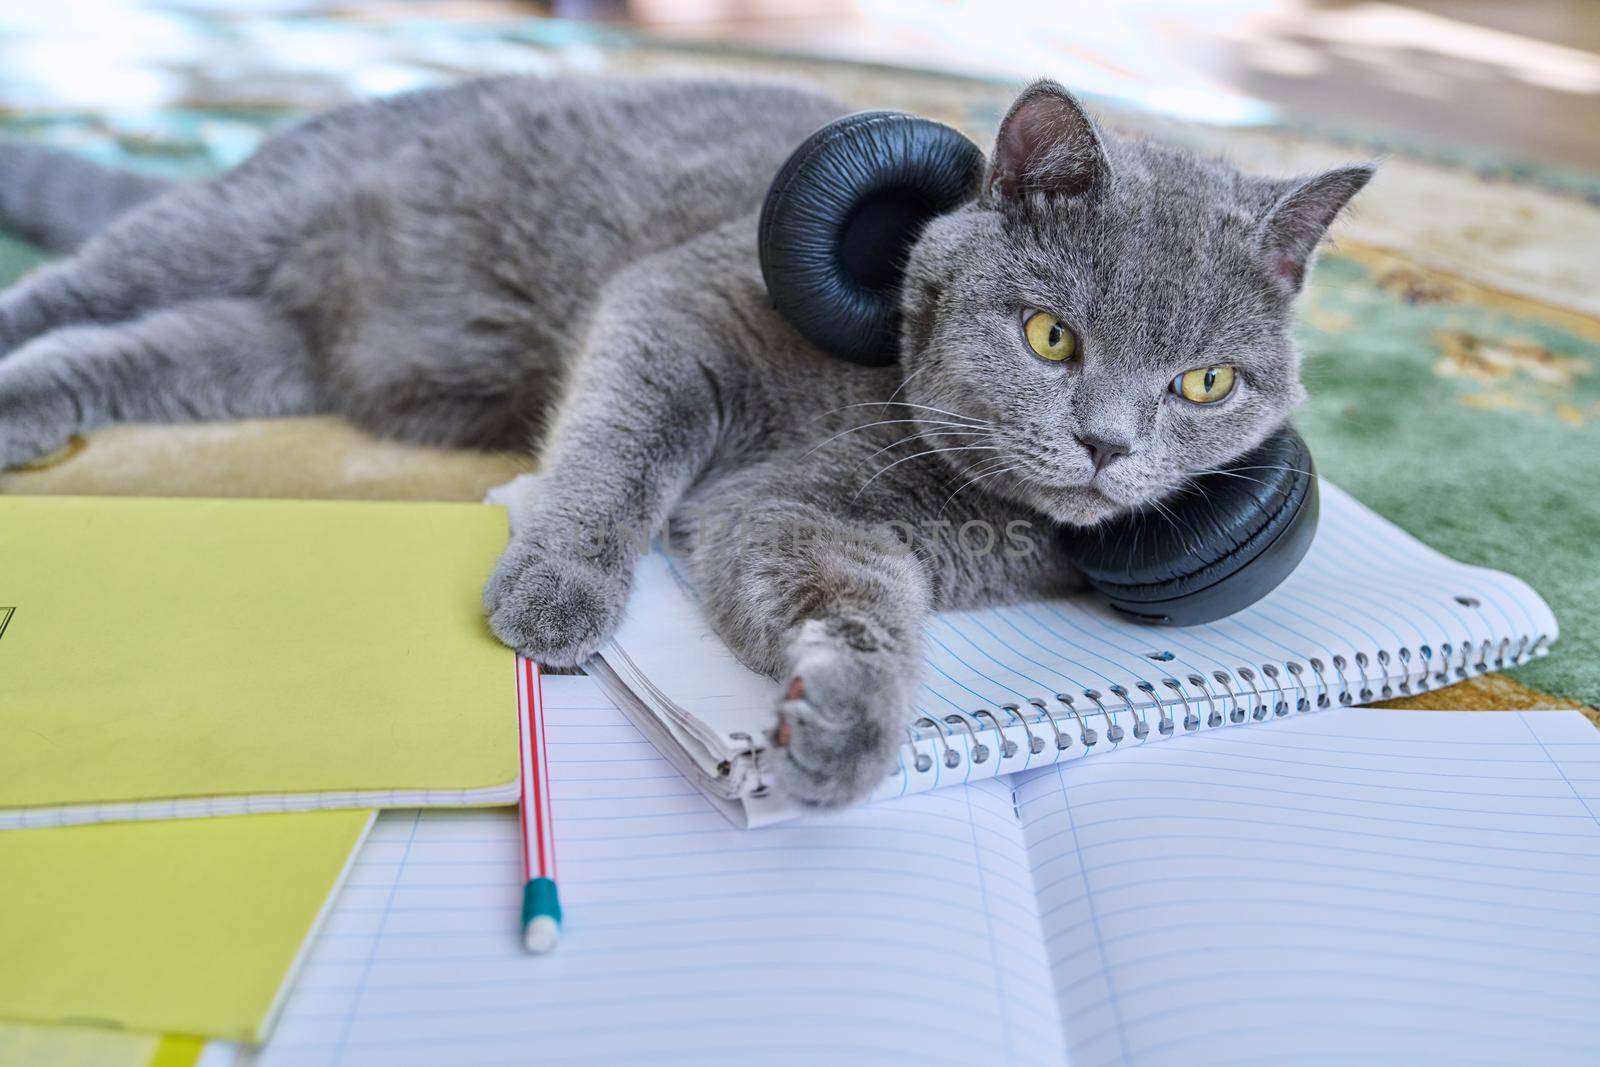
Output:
[592, 483, 1559, 825]
[245, 675, 1600, 1066]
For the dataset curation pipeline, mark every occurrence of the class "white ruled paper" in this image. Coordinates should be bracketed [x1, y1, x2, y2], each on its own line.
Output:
[1018, 708, 1600, 1066]
[257, 675, 1064, 1067]
[255, 682, 1600, 1066]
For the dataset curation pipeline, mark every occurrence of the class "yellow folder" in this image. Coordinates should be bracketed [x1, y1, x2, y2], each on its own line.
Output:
[0, 810, 372, 1041]
[0, 1018, 162, 1067]
[0, 496, 518, 823]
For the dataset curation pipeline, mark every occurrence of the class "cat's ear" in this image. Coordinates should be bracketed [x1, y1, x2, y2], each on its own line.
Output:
[1259, 164, 1375, 291]
[985, 80, 1110, 203]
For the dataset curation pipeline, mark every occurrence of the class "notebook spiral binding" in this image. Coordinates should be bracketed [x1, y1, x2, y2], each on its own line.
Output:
[842, 629, 1550, 783]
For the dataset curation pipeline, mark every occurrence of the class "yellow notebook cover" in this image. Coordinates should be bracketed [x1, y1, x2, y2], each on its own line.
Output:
[0, 1019, 160, 1067]
[0, 810, 373, 1041]
[0, 496, 518, 824]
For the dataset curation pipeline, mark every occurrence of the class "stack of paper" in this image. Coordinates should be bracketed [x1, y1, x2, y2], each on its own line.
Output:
[0, 495, 519, 1046]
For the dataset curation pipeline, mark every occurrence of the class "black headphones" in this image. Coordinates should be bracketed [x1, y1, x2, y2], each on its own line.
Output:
[758, 111, 1319, 626]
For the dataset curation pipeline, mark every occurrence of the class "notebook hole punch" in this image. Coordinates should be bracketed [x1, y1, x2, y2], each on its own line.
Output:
[1284, 661, 1311, 712]
[1377, 650, 1395, 697]
[1354, 652, 1374, 702]
[1084, 690, 1122, 743]
[1137, 681, 1175, 736]
[946, 714, 989, 764]
[1187, 674, 1223, 727]
[976, 709, 1019, 759]
[901, 723, 934, 774]
[1393, 648, 1412, 694]
[1214, 672, 1247, 724]
[1164, 678, 1200, 731]
[1237, 668, 1268, 721]
[1032, 699, 1071, 751]
[1005, 703, 1047, 755]
[1057, 694, 1096, 747]
[1109, 685, 1149, 740]
[915, 718, 963, 769]
[1259, 664, 1289, 716]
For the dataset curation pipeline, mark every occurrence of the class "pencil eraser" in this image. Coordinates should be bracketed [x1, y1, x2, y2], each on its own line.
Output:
[523, 914, 560, 954]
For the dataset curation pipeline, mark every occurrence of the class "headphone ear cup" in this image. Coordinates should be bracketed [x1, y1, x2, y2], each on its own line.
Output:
[1062, 427, 1319, 625]
[759, 111, 984, 367]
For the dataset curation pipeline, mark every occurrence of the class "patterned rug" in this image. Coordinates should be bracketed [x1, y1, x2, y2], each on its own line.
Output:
[1, 11, 1595, 712]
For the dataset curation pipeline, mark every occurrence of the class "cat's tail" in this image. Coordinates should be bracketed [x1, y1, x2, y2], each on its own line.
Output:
[0, 141, 174, 253]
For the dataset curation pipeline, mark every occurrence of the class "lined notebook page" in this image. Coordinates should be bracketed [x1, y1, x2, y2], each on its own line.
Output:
[1016, 708, 1600, 1066]
[258, 676, 1065, 1067]
[604, 483, 1559, 809]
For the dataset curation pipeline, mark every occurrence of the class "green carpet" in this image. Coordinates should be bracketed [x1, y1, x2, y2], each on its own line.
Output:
[0, 234, 45, 282]
[1295, 247, 1598, 704]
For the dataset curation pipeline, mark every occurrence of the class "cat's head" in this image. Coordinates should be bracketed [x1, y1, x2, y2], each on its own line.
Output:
[900, 80, 1372, 527]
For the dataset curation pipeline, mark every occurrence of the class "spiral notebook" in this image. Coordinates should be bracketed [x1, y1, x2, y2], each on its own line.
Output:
[592, 483, 1559, 825]
[247, 675, 1600, 1067]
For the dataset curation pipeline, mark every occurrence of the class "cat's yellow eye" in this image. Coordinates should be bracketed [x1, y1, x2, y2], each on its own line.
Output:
[1023, 311, 1077, 362]
[1173, 365, 1237, 404]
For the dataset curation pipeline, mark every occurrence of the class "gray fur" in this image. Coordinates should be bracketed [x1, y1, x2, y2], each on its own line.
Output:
[0, 142, 171, 253]
[0, 76, 1371, 808]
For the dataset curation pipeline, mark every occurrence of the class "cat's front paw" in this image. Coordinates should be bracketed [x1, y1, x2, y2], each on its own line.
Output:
[484, 539, 630, 667]
[0, 398, 75, 472]
[0, 425, 71, 473]
[768, 618, 914, 809]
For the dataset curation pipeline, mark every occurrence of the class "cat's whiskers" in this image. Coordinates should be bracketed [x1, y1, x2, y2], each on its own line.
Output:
[817, 400, 996, 429]
[805, 418, 992, 456]
[877, 365, 931, 415]
[1142, 495, 1201, 544]
[936, 451, 1011, 484]
[860, 428, 997, 466]
[1144, 498, 1177, 539]
[853, 444, 1007, 501]
[1190, 463, 1316, 480]
[934, 452, 1011, 495]
[1168, 482, 1213, 504]
[938, 460, 1018, 516]
[1182, 469, 1279, 491]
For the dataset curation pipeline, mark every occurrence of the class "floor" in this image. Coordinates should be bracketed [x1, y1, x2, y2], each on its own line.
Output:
[6, 2, 1596, 170]
[633, 0, 1600, 171]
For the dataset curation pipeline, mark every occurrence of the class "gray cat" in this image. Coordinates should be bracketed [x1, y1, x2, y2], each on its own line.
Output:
[0, 77, 1370, 807]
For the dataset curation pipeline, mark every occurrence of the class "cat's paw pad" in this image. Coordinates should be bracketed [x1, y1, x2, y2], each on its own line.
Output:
[767, 627, 908, 809]
[484, 541, 629, 668]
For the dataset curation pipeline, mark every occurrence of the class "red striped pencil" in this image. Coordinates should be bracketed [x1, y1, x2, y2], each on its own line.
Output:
[517, 657, 561, 953]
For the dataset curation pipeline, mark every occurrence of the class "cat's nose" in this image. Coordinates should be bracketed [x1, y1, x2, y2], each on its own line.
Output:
[1076, 432, 1131, 476]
